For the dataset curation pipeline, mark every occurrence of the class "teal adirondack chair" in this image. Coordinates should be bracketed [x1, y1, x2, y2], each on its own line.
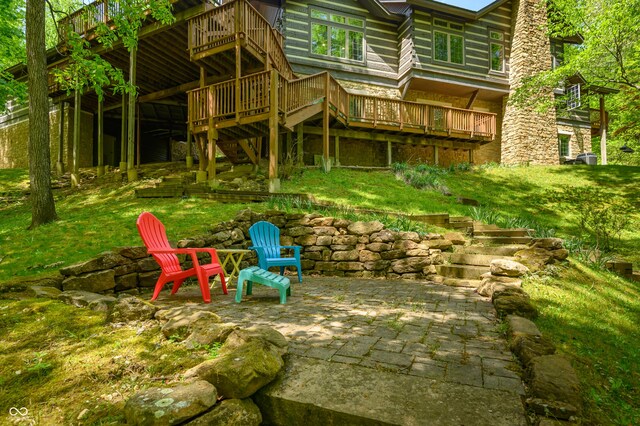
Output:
[248, 221, 303, 283]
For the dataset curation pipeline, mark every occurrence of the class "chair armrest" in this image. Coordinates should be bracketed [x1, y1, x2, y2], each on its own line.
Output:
[281, 245, 301, 254]
[248, 246, 267, 257]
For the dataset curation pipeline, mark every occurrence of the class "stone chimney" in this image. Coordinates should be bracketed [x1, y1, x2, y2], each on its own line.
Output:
[501, 0, 559, 165]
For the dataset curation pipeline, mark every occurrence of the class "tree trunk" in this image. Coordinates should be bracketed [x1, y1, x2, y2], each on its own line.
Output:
[26, 0, 57, 228]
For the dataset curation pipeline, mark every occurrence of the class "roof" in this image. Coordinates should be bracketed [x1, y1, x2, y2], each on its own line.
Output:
[380, 0, 509, 20]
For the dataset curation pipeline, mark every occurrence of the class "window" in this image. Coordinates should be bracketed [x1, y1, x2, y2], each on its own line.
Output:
[558, 134, 571, 157]
[433, 18, 464, 65]
[566, 84, 581, 110]
[489, 30, 505, 72]
[310, 8, 365, 62]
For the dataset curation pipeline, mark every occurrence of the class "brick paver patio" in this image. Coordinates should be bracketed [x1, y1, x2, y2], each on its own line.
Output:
[157, 277, 524, 396]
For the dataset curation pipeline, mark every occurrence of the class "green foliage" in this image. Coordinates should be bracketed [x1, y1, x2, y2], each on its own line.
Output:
[546, 187, 634, 251]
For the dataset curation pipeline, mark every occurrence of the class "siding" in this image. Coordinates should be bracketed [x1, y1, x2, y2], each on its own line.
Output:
[284, 0, 399, 82]
[411, 2, 512, 86]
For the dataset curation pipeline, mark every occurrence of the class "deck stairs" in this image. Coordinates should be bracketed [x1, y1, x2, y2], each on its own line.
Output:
[185, 0, 497, 166]
[434, 222, 531, 287]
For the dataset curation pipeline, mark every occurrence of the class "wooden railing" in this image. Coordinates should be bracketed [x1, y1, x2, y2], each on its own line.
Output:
[188, 69, 496, 140]
[188, 0, 295, 80]
[57, 0, 124, 43]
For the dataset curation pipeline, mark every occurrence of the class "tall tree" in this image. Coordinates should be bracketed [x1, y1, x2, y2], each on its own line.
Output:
[26, 0, 57, 228]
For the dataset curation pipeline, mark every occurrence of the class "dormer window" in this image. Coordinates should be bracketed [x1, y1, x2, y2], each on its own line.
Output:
[433, 18, 464, 65]
[567, 84, 581, 110]
[310, 8, 365, 63]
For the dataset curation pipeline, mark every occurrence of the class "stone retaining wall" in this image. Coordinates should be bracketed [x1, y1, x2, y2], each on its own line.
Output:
[55, 210, 453, 294]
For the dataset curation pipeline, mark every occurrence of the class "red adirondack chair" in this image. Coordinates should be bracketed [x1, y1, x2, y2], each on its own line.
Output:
[136, 212, 227, 303]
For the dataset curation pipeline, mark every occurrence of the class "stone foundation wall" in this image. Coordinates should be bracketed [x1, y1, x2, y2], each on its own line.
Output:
[557, 124, 592, 159]
[55, 210, 454, 294]
[0, 103, 93, 169]
[501, 0, 559, 165]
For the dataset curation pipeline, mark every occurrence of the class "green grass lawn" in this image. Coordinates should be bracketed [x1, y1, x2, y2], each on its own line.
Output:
[1, 163, 639, 425]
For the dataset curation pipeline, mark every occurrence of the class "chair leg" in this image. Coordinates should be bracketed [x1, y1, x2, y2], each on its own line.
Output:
[297, 266, 302, 283]
[197, 269, 211, 303]
[235, 277, 244, 303]
[279, 289, 287, 304]
[280, 266, 285, 276]
[151, 274, 170, 301]
[171, 279, 185, 295]
[219, 272, 228, 295]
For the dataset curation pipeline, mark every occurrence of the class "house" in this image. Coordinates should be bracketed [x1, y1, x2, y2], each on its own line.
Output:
[0, 0, 605, 190]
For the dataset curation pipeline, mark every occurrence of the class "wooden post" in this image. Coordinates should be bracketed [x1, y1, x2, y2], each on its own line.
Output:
[71, 90, 81, 187]
[127, 46, 138, 181]
[296, 124, 303, 164]
[387, 140, 392, 166]
[235, 2, 242, 122]
[335, 135, 340, 166]
[322, 73, 330, 171]
[56, 102, 65, 175]
[207, 126, 218, 184]
[120, 93, 127, 170]
[136, 102, 141, 168]
[97, 99, 105, 176]
[434, 146, 439, 166]
[468, 148, 474, 165]
[268, 69, 280, 192]
[600, 96, 607, 165]
[186, 128, 193, 168]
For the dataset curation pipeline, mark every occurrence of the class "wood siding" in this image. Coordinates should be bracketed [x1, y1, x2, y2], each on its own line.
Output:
[283, 0, 399, 82]
[411, 3, 512, 85]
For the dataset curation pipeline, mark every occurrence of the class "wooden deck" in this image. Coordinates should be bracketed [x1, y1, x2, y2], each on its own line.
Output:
[186, 0, 496, 143]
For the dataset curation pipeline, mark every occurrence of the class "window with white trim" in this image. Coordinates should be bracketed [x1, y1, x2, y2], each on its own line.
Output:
[566, 84, 581, 109]
[433, 18, 464, 65]
[558, 134, 571, 157]
[310, 8, 365, 62]
[489, 30, 505, 72]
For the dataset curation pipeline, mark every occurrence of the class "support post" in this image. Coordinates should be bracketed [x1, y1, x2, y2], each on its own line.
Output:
[335, 135, 340, 166]
[434, 146, 439, 166]
[296, 124, 303, 164]
[600, 96, 607, 165]
[468, 148, 474, 165]
[71, 90, 81, 187]
[136, 102, 141, 168]
[322, 73, 330, 171]
[127, 47, 138, 181]
[186, 128, 193, 168]
[120, 93, 127, 170]
[97, 99, 105, 176]
[207, 127, 218, 184]
[56, 102, 65, 175]
[268, 69, 280, 192]
[387, 140, 392, 166]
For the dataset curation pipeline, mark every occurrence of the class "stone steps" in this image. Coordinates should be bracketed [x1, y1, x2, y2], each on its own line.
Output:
[472, 236, 533, 245]
[455, 245, 527, 257]
[254, 356, 526, 426]
[439, 277, 483, 288]
[435, 264, 489, 280]
[473, 229, 531, 237]
[444, 253, 515, 267]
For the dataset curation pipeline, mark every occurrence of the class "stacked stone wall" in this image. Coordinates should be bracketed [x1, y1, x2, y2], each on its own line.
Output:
[54, 210, 453, 295]
[501, 0, 559, 165]
[557, 124, 592, 159]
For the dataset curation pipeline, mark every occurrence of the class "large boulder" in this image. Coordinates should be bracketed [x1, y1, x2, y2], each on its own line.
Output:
[107, 296, 158, 323]
[185, 398, 262, 426]
[184, 323, 239, 348]
[60, 252, 128, 276]
[493, 293, 537, 319]
[184, 339, 284, 399]
[530, 238, 564, 251]
[157, 307, 222, 341]
[224, 327, 288, 356]
[62, 269, 116, 293]
[513, 248, 554, 272]
[58, 291, 117, 312]
[490, 259, 529, 277]
[124, 380, 217, 426]
[526, 355, 581, 419]
[476, 277, 522, 298]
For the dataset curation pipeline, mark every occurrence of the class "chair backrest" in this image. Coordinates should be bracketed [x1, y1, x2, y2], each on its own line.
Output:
[136, 212, 181, 273]
[249, 221, 282, 258]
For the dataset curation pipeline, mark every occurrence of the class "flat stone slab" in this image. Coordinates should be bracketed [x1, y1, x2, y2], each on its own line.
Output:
[255, 356, 527, 426]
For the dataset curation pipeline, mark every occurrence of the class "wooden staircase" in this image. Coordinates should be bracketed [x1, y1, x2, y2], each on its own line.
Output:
[434, 222, 531, 287]
[185, 0, 497, 168]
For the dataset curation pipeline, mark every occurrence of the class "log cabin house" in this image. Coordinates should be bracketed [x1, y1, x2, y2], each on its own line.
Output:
[1, 0, 609, 190]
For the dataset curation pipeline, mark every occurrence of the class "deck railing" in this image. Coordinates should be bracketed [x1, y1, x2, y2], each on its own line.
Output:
[57, 0, 127, 43]
[188, 69, 496, 140]
[188, 0, 294, 80]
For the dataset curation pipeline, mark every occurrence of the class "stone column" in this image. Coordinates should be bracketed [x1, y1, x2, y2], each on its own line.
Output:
[501, 0, 559, 165]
